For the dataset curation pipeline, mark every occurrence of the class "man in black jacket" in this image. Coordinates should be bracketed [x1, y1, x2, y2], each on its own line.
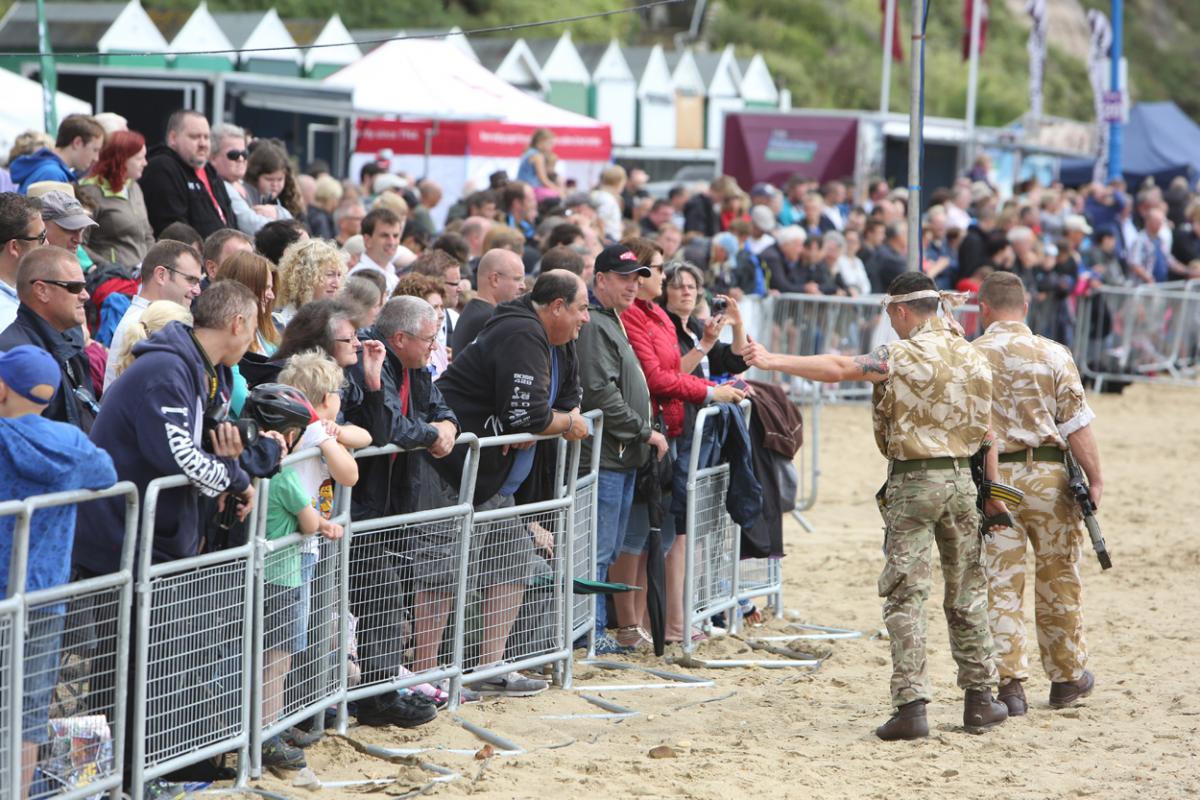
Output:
[0, 246, 98, 431]
[683, 175, 735, 236]
[412, 270, 589, 697]
[343, 295, 457, 727]
[139, 110, 235, 238]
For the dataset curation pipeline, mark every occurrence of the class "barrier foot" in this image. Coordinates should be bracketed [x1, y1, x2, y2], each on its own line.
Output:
[790, 510, 815, 532]
[541, 693, 640, 721]
[452, 715, 527, 755]
[767, 621, 865, 641]
[570, 659, 716, 691]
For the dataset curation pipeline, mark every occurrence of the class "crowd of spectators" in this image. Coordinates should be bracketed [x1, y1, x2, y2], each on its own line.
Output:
[3, 108, 1198, 794]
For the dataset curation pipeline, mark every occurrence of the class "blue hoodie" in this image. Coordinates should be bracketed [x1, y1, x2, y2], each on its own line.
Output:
[9, 147, 75, 193]
[74, 321, 249, 576]
[0, 415, 115, 598]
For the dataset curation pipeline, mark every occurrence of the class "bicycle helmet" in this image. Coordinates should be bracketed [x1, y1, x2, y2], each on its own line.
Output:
[244, 383, 316, 434]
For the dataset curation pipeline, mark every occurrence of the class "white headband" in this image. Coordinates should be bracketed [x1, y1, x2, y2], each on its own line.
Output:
[881, 289, 969, 318]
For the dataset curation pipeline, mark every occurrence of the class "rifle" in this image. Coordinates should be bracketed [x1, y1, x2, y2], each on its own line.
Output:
[1065, 450, 1112, 570]
[970, 444, 1024, 535]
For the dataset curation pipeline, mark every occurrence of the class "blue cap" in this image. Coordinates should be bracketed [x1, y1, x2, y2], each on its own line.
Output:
[0, 345, 59, 405]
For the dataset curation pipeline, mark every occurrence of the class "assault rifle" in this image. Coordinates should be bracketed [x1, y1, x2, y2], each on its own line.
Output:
[1065, 450, 1111, 570]
[970, 444, 1024, 535]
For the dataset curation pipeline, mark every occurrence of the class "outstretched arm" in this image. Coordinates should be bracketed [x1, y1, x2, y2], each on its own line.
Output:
[748, 345, 891, 384]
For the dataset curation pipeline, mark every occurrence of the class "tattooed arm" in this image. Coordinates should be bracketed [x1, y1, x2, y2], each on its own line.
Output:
[747, 345, 891, 384]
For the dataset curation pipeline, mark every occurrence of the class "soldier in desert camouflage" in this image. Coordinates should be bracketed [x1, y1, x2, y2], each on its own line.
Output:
[974, 271, 1104, 715]
[749, 272, 1009, 740]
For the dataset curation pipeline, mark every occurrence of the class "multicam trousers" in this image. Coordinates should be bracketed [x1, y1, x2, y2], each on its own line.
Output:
[985, 461, 1088, 684]
[879, 468, 998, 707]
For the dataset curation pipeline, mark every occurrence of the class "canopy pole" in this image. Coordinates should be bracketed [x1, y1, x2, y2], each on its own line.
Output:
[906, 0, 923, 273]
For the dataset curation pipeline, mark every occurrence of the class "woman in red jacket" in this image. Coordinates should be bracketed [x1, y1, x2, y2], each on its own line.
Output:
[609, 237, 746, 647]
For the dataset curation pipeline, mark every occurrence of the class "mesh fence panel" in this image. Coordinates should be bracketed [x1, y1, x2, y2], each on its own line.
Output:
[1074, 284, 1200, 387]
[143, 558, 248, 768]
[347, 511, 471, 693]
[469, 506, 567, 671]
[26, 586, 122, 799]
[570, 478, 597, 640]
[0, 604, 14, 796]
[691, 467, 737, 621]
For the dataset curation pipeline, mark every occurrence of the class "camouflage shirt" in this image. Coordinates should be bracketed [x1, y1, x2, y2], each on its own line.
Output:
[872, 317, 992, 460]
[973, 320, 1094, 452]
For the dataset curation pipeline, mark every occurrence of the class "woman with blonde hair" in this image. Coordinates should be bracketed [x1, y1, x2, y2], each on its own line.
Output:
[219, 251, 280, 354]
[108, 301, 193, 384]
[274, 239, 346, 327]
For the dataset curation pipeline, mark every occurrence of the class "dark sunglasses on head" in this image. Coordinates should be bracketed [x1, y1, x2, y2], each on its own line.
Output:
[33, 278, 86, 294]
[225, 149, 249, 161]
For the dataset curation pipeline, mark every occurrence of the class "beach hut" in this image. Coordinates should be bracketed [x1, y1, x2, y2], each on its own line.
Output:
[161, 2, 235, 73]
[738, 53, 780, 109]
[577, 40, 636, 148]
[667, 47, 706, 150]
[0, 0, 169, 72]
[212, 9, 301, 77]
[296, 14, 362, 79]
[471, 38, 548, 99]
[694, 44, 743, 150]
[526, 32, 591, 116]
[624, 44, 676, 149]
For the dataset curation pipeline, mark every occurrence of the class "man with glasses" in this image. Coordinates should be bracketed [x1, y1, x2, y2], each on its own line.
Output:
[410, 250, 462, 355]
[140, 110, 234, 238]
[38, 191, 98, 259]
[0, 193, 46, 331]
[451, 248, 526, 354]
[103, 240, 204, 391]
[0, 246, 98, 431]
[342, 296, 457, 729]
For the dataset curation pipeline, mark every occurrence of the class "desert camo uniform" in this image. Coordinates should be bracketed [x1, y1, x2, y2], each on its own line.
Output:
[872, 316, 1000, 708]
[973, 319, 1094, 685]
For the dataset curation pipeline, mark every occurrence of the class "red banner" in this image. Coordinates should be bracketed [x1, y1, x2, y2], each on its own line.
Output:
[879, 0, 904, 63]
[356, 119, 612, 162]
[962, 0, 990, 61]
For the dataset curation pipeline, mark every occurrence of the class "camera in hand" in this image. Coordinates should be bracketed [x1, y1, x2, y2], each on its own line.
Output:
[202, 403, 259, 450]
[710, 296, 728, 316]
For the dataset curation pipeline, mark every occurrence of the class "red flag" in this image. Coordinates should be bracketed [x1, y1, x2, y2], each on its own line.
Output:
[962, 0, 990, 60]
[880, 0, 903, 63]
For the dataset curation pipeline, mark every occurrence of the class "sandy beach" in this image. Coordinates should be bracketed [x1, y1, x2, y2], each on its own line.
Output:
[241, 383, 1200, 799]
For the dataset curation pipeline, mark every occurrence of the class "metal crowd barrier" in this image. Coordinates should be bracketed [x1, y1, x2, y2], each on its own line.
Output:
[1072, 281, 1200, 391]
[131, 475, 256, 798]
[564, 414, 604, 683]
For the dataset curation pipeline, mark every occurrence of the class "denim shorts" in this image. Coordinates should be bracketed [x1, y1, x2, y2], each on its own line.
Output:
[264, 583, 303, 655]
[619, 499, 677, 556]
[23, 611, 66, 744]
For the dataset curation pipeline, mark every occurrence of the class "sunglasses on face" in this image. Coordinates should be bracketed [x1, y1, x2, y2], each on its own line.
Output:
[225, 150, 249, 161]
[34, 278, 86, 294]
[10, 229, 47, 245]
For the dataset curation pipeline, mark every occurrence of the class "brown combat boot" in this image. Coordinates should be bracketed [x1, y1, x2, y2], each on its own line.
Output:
[963, 688, 1008, 734]
[998, 680, 1027, 717]
[1049, 669, 1094, 709]
[875, 700, 929, 741]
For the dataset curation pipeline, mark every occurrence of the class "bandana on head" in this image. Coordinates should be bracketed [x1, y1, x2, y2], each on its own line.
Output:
[881, 289, 970, 320]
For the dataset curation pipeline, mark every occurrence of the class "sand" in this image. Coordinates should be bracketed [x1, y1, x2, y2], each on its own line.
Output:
[236, 384, 1200, 799]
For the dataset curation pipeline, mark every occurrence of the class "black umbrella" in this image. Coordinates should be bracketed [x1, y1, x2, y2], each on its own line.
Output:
[636, 457, 671, 657]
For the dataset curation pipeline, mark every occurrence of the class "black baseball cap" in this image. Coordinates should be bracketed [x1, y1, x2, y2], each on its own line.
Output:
[594, 244, 651, 277]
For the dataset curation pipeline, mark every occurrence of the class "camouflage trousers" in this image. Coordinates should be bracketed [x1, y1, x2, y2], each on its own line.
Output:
[985, 461, 1088, 684]
[879, 468, 998, 707]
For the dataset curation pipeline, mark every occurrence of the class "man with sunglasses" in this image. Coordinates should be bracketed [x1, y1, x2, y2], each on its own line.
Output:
[0, 193, 46, 331]
[0, 246, 98, 431]
[103, 239, 204, 391]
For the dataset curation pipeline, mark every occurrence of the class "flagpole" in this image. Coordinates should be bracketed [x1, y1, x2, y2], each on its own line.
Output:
[963, 0, 983, 168]
[1106, 0, 1123, 181]
[907, 0, 922, 273]
[35, 0, 57, 133]
[880, 0, 895, 114]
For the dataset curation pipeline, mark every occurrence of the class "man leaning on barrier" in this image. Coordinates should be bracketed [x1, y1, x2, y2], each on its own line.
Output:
[748, 272, 1011, 741]
[344, 295, 458, 728]
[974, 272, 1104, 715]
[417, 269, 591, 698]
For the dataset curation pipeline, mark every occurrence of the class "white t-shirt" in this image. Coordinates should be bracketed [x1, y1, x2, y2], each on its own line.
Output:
[103, 293, 152, 391]
[348, 254, 397, 295]
[292, 421, 335, 555]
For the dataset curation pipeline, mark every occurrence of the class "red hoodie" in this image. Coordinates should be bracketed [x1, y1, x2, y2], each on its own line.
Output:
[620, 298, 711, 438]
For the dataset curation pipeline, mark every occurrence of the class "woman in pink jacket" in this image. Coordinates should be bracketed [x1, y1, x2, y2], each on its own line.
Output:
[609, 237, 745, 647]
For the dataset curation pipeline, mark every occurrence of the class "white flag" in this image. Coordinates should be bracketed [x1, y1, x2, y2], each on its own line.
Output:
[1087, 10, 1112, 182]
[1026, 0, 1048, 121]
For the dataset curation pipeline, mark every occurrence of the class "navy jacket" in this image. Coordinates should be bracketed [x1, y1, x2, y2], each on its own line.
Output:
[670, 402, 762, 532]
[344, 327, 458, 519]
[74, 322, 249, 575]
[0, 305, 97, 431]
